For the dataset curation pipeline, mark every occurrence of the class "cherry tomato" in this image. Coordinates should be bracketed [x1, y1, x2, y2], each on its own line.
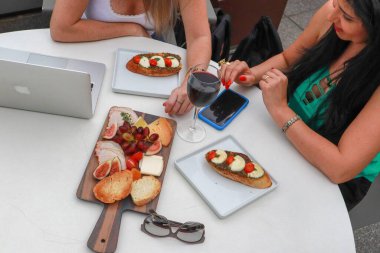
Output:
[244, 162, 255, 173]
[133, 56, 141, 64]
[126, 158, 138, 170]
[164, 58, 172, 67]
[131, 151, 144, 162]
[149, 59, 157, 66]
[226, 156, 235, 165]
[131, 168, 142, 181]
[207, 151, 216, 160]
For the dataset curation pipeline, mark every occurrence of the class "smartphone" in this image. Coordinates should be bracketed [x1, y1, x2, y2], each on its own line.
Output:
[198, 89, 249, 130]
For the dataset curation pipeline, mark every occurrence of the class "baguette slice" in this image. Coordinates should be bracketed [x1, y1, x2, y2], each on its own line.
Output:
[126, 52, 182, 77]
[205, 150, 272, 189]
[93, 170, 133, 203]
[131, 176, 161, 206]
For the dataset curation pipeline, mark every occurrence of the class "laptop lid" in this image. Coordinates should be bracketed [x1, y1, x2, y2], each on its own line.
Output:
[0, 59, 94, 119]
[0, 0, 42, 16]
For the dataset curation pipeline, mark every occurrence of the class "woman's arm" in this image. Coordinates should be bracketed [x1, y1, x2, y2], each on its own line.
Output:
[50, 0, 149, 42]
[261, 70, 380, 184]
[221, 0, 333, 87]
[163, 0, 211, 115]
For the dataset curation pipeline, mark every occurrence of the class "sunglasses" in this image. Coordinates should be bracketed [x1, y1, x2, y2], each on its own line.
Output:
[141, 210, 205, 244]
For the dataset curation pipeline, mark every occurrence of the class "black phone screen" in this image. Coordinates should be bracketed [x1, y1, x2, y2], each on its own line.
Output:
[200, 90, 247, 126]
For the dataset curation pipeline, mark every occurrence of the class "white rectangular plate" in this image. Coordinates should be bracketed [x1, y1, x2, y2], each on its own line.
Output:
[112, 48, 180, 98]
[175, 135, 278, 218]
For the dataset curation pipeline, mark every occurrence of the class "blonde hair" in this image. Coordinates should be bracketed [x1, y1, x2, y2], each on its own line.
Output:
[143, 0, 179, 35]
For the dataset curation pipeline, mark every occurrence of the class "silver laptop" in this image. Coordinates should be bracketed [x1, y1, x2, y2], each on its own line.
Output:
[0, 47, 105, 119]
[0, 0, 42, 15]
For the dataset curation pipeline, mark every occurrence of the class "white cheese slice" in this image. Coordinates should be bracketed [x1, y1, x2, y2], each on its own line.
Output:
[167, 56, 180, 67]
[151, 55, 165, 68]
[229, 155, 246, 172]
[139, 56, 150, 68]
[211, 149, 227, 164]
[139, 155, 164, 176]
[247, 163, 265, 178]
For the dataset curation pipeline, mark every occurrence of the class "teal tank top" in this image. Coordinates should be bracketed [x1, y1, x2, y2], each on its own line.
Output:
[288, 67, 380, 182]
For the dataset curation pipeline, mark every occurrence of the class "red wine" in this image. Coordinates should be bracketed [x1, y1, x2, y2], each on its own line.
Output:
[188, 71, 220, 107]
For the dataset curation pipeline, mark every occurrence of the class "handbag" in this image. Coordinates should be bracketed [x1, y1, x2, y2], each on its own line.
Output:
[230, 16, 283, 67]
[211, 8, 231, 62]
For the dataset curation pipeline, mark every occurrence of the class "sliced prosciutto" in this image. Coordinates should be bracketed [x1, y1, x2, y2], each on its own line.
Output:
[95, 141, 126, 170]
[108, 107, 138, 128]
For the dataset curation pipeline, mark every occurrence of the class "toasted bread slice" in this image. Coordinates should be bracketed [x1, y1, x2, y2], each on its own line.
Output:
[126, 53, 182, 77]
[131, 176, 161, 206]
[93, 170, 133, 203]
[148, 117, 173, 146]
[205, 150, 272, 189]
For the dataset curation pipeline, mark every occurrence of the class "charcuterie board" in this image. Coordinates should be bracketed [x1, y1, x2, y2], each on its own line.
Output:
[77, 106, 176, 253]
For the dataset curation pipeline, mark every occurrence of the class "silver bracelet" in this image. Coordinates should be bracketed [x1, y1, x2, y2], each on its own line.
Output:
[282, 115, 301, 133]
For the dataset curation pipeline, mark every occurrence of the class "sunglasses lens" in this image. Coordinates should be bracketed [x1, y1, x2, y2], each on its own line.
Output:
[177, 223, 204, 242]
[144, 216, 170, 237]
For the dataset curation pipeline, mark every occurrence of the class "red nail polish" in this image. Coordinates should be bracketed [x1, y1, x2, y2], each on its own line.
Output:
[163, 102, 167, 106]
[222, 79, 225, 85]
[227, 80, 232, 85]
[239, 75, 247, 81]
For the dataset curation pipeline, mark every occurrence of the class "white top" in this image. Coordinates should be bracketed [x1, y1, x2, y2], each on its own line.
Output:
[84, 0, 155, 35]
[0, 29, 355, 253]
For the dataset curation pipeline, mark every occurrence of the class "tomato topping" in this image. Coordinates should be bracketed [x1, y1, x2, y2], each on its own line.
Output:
[126, 158, 138, 170]
[133, 56, 141, 64]
[131, 151, 143, 162]
[207, 151, 216, 160]
[149, 59, 157, 66]
[244, 163, 255, 173]
[226, 156, 235, 165]
[164, 58, 172, 67]
[131, 168, 142, 181]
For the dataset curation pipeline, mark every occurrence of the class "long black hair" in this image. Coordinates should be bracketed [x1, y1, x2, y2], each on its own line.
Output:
[286, 0, 380, 144]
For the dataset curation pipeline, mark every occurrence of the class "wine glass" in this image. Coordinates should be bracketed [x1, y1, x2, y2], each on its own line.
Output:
[177, 63, 221, 142]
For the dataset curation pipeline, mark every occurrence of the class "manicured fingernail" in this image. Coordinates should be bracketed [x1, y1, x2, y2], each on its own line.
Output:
[227, 80, 232, 85]
[239, 75, 247, 81]
[222, 79, 225, 85]
[163, 102, 167, 106]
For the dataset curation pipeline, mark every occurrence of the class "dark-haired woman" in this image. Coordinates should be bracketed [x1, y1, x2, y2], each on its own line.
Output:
[221, 0, 380, 210]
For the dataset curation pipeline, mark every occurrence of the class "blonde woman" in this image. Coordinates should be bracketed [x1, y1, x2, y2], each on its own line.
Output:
[50, 0, 211, 115]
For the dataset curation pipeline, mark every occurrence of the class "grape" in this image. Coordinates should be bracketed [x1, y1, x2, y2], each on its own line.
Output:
[122, 133, 134, 142]
[121, 142, 130, 151]
[142, 141, 152, 152]
[135, 133, 144, 141]
[112, 136, 123, 144]
[137, 127, 144, 134]
[137, 140, 145, 152]
[125, 143, 137, 155]
[119, 125, 129, 134]
[149, 133, 159, 142]
[143, 127, 150, 138]
[123, 121, 131, 128]
[131, 126, 137, 135]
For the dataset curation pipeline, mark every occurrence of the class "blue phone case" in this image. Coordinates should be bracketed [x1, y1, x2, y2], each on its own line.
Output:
[198, 89, 249, 130]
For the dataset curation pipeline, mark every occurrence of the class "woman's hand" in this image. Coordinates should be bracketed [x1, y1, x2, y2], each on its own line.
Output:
[163, 80, 193, 115]
[220, 60, 256, 88]
[259, 68, 289, 116]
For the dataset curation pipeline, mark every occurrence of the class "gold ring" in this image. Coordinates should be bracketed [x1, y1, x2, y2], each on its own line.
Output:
[176, 100, 184, 105]
[218, 59, 231, 66]
[263, 75, 270, 80]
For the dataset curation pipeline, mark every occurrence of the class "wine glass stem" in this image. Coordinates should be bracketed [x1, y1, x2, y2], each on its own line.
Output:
[191, 107, 200, 131]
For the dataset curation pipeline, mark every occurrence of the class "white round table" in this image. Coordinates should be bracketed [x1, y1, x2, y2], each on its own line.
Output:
[0, 29, 355, 253]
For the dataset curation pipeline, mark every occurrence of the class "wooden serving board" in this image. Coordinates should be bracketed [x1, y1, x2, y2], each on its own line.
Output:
[77, 106, 177, 253]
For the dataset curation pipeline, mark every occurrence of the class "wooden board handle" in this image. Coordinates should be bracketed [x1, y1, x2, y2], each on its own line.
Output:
[87, 202, 123, 253]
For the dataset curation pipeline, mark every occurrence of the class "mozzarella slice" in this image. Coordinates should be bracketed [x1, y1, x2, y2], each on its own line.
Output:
[139, 155, 164, 176]
[151, 55, 165, 67]
[139, 56, 150, 68]
[247, 163, 265, 178]
[211, 150, 227, 164]
[167, 56, 180, 67]
[229, 155, 246, 172]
